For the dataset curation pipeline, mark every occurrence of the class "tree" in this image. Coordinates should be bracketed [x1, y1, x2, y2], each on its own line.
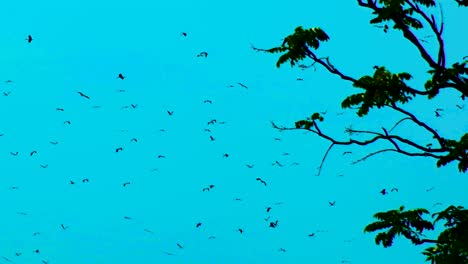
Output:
[254, 0, 468, 263]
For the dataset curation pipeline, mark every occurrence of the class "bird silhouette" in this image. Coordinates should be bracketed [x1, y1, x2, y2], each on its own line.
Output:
[56, 108, 65, 111]
[30, 150, 37, 156]
[297, 78, 303, 81]
[157, 155, 166, 158]
[167, 110, 174, 116]
[308, 233, 316, 237]
[207, 119, 217, 125]
[274, 138, 281, 141]
[238, 228, 243, 234]
[433, 202, 443, 207]
[130, 138, 138, 142]
[256, 178, 267, 186]
[391, 188, 398, 192]
[3, 92, 11, 96]
[26, 35, 33, 43]
[10, 152, 19, 156]
[197, 52, 208, 57]
[380, 189, 387, 195]
[117, 73, 125, 80]
[82, 178, 89, 183]
[208, 236, 216, 239]
[266, 207, 272, 212]
[237, 83, 248, 89]
[222, 153, 229, 158]
[50, 141, 58, 145]
[435, 110, 441, 117]
[144, 229, 154, 234]
[177, 243, 183, 249]
[123, 216, 132, 220]
[269, 220, 278, 228]
[246, 164, 254, 168]
[343, 151, 352, 155]
[64, 121, 71, 124]
[77, 92, 90, 99]
[115, 147, 123, 153]
[40, 164, 48, 168]
[328, 201, 336, 206]
[196, 222, 202, 228]
[181, 32, 187, 37]
[204, 129, 211, 132]
[202, 187, 210, 192]
[123, 182, 131, 187]
[273, 161, 283, 167]
[203, 100, 212, 104]
[70, 180, 75, 185]
[278, 248, 286, 252]
[60, 224, 69, 230]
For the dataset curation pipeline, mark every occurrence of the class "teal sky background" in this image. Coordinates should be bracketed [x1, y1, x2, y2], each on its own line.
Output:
[1, 1, 467, 263]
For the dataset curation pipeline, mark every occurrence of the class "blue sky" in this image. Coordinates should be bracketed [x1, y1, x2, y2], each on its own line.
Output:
[0, 0, 467, 263]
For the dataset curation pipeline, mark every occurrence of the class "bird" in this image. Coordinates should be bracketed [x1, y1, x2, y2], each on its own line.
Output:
[123, 216, 132, 220]
[208, 236, 216, 239]
[274, 138, 281, 141]
[209, 135, 215, 141]
[343, 151, 352, 155]
[82, 178, 89, 183]
[144, 229, 154, 234]
[30, 150, 37, 156]
[77, 91, 90, 99]
[2, 257, 12, 262]
[181, 32, 187, 37]
[202, 187, 210, 192]
[266, 207, 272, 213]
[238, 228, 243, 234]
[115, 147, 123, 152]
[70, 180, 75, 185]
[40, 164, 48, 168]
[308, 233, 316, 237]
[426, 187, 435, 192]
[278, 248, 286, 252]
[117, 73, 125, 80]
[33, 249, 40, 254]
[167, 110, 174, 116]
[130, 138, 138, 142]
[26, 35, 33, 43]
[207, 119, 217, 125]
[204, 129, 211, 132]
[123, 182, 131, 187]
[60, 224, 69, 230]
[380, 189, 387, 195]
[328, 201, 336, 206]
[256, 178, 267, 186]
[274, 161, 283, 167]
[456, 104, 464, 109]
[222, 153, 229, 158]
[197, 52, 208, 57]
[196, 222, 202, 228]
[435, 110, 441, 117]
[203, 100, 212, 104]
[10, 152, 19, 156]
[56, 108, 65, 111]
[297, 78, 304, 81]
[50, 141, 58, 145]
[2, 91, 11, 96]
[269, 220, 278, 228]
[391, 188, 399, 192]
[177, 243, 183, 249]
[157, 155, 166, 158]
[246, 164, 254, 168]
[237, 83, 248, 89]
[290, 162, 300, 166]
[433, 202, 443, 207]
[64, 121, 71, 124]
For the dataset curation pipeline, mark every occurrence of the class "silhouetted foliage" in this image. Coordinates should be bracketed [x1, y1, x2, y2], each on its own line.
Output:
[257, 0, 467, 263]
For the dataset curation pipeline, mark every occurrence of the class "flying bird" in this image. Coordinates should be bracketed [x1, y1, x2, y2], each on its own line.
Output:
[269, 220, 278, 228]
[130, 138, 138, 142]
[278, 248, 286, 252]
[197, 52, 208, 57]
[77, 91, 90, 99]
[157, 155, 166, 158]
[274, 160, 283, 167]
[167, 110, 174, 116]
[237, 83, 248, 89]
[238, 228, 243, 234]
[266, 207, 272, 213]
[328, 201, 336, 206]
[308, 233, 316, 237]
[115, 147, 123, 152]
[343, 151, 352, 155]
[123, 182, 131, 187]
[40, 164, 48, 168]
[10, 152, 19, 156]
[30, 150, 37, 156]
[177, 243, 183, 249]
[203, 100, 212, 104]
[82, 178, 89, 183]
[196, 222, 202, 228]
[391, 188, 399, 192]
[26, 35, 33, 43]
[60, 224, 69, 230]
[222, 153, 229, 158]
[123, 216, 132, 220]
[209, 135, 215, 141]
[50, 141, 58, 145]
[246, 164, 254, 168]
[380, 189, 387, 195]
[117, 73, 125, 80]
[3, 92, 11, 96]
[56, 108, 65, 111]
[181, 32, 187, 37]
[256, 178, 267, 186]
[64, 121, 71, 124]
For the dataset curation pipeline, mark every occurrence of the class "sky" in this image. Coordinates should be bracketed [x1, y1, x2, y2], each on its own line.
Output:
[0, 0, 467, 263]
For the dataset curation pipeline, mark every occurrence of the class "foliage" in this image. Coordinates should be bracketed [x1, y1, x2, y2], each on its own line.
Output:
[257, 0, 468, 263]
